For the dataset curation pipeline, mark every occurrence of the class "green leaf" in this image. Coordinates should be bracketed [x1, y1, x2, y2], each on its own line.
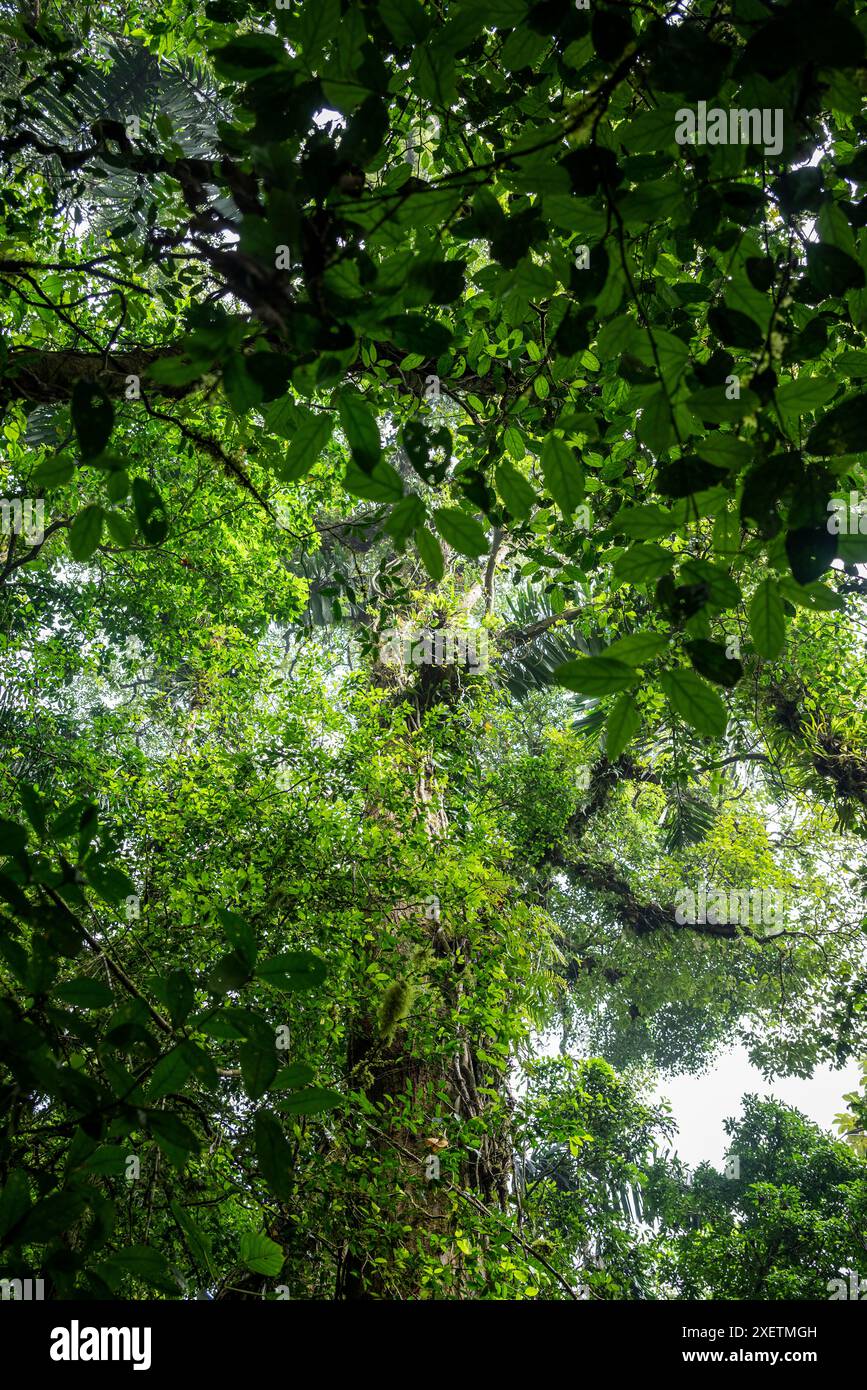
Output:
[256, 951, 327, 991]
[239, 1230, 284, 1276]
[217, 908, 257, 968]
[343, 459, 404, 502]
[686, 386, 760, 422]
[104, 511, 134, 548]
[410, 41, 456, 107]
[613, 543, 675, 584]
[18, 1189, 89, 1243]
[270, 1063, 316, 1091]
[165, 970, 195, 1028]
[774, 376, 837, 416]
[276, 1086, 344, 1115]
[619, 106, 683, 154]
[254, 1112, 294, 1202]
[212, 34, 287, 80]
[433, 507, 489, 557]
[659, 670, 727, 737]
[85, 861, 135, 904]
[280, 413, 334, 481]
[416, 525, 445, 581]
[749, 578, 785, 658]
[541, 434, 584, 517]
[223, 354, 263, 413]
[786, 525, 835, 585]
[71, 381, 114, 460]
[148, 1044, 195, 1100]
[170, 1200, 214, 1276]
[147, 356, 208, 386]
[777, 577, 843, 612]
[619, 180, 683, 228]
[637, 389, 674, 454]
[55, 977, 114, 1009]
[147, 1110, 201, 1167]
[208, 950, 253, 994]
[696, 436, 752, 470]
[554, 656, 635, 696]
[378, 0, 430, 45]
[685, 639, 743, 688]
[806, 395, 867, 456]
[610, 503, 673, 540]
[68, 504, 104, 561]
[606, 693, 641, 759]
[34, 453, 75, 486]
[678, 559, 741, 610]
[605, 633, 668, 665]
[708, 306, 763, 350]
[501, 23, 549, 70]
[132, 478, 168, 545]
[338, 390, 381, 471]
[384, 495, 426, 546]
[80, 1145, 130, 1175]
[495, 460, 536, 520]
[245, 353, 293, 402]
[241, 1041, 278, 1100]
[97, 1244, 179, 1295]
[192, 1006, 273, 1044]
[806, 243, 865, 297]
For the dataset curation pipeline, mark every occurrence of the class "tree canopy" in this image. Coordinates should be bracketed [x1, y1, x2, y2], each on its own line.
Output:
[1, 0, 867, 1302]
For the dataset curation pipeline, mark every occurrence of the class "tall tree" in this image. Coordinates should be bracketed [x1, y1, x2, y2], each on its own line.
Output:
[2, 0, 867, 1300]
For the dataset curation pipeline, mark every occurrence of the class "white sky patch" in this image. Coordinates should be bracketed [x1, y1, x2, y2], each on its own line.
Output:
[651, 1045, 862, 1170]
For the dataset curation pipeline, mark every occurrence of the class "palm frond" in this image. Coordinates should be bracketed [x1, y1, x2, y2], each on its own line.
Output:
[659, 793, 717, 852]
[11, 38, 223, 240]
[497, 583, 595, 700]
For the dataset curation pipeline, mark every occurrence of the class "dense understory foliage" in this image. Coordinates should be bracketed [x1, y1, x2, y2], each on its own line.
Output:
[1, 0, 867, 1300]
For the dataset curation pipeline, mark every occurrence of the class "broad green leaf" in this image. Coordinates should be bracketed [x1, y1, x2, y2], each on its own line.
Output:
[416, 526, 445, 581]
[256, 951, 327, 990]
[132, 478, 168, 545]
[212, 34, 287, 80]
[68, 504, 104, 561]
[385, 495, 426, 546]
[34, 454, 74, 486]
[807, 395, 867, 456]
[344, 459, 404, 502]
[541, 434, 584, 517]
[605, 633, 668, 665]
[241, 1041, 278, 1101]
[170, 1200, 214, 1277]
[774, 376, 837, 416]
[254, 1112, 294, 1202]
[685, 639, 743, 688]
[270, 1063, 316, 1091]
[554, 656, 635, 695]
[495, 460, 536, 519]
[659, 670, 727, 737]
[281, 413, 334, 481]
[239, 1230, 284, 1276]
[749, 578, 786, 658]
[97, 1244, 179, 1295]
[613, 543, 674, 584]
[433, 507, 489, 557]
[71, 381, 114, 460]
[55, 977, 114, 1009]
[611, 504, 674, 540]
[148, 1044, 195, 1100]
[606, 694, 641, 759]
[338, 390, 381, 471]
[276, 1086, 344, 1116]
[686, 386, 760, 422]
